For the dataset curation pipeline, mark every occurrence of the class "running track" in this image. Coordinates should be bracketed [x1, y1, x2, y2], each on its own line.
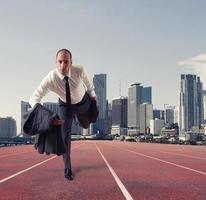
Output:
[0, 141, 205, 200]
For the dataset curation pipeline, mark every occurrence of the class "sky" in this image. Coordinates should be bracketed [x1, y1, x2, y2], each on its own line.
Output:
[0, 0, 206, 133]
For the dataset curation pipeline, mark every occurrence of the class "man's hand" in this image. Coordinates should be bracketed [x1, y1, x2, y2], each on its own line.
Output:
[53, 119, 65, 126]
[91, 96, 98, 102]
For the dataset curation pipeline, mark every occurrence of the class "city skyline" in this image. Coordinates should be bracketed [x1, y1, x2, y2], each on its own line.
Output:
[0, 1, 206, 133]
[1, 72, 205, 136]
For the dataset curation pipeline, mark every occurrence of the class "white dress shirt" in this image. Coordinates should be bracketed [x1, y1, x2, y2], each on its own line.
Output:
[29, 64, 96, 107]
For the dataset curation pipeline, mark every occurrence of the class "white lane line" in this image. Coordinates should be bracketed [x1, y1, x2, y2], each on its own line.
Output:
[108, 144, 206, 176]
[0, 150, 36, 159]
[0, 144, 83, 184]
[0, 156, 57, 184]
[119, 143, 206, 161]
[155, 150, 206, 161]
[95, 143, 134, 200]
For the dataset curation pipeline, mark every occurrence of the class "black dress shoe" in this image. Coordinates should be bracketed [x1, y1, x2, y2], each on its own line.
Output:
[64, 168, 73, 180]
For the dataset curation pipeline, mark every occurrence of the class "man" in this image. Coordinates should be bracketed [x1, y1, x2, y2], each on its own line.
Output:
[29, 49, 97, 181]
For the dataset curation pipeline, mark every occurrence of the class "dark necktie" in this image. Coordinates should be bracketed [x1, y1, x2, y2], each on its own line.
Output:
[64, 76, 72, 117]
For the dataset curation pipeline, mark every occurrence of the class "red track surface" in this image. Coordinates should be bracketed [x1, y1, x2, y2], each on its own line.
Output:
[0, 141, 205, 200]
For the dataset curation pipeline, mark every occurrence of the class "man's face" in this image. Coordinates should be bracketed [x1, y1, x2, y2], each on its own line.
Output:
[56, 52, 72, 76]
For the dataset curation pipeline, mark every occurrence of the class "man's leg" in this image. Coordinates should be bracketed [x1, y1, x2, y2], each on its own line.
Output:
[62, 122, 72, 170]
[58, 100, 73, 180]
[61, 120, 73, 180]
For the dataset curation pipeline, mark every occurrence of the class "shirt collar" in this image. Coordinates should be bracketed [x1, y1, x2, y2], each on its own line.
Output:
[56, 67, 71, 80]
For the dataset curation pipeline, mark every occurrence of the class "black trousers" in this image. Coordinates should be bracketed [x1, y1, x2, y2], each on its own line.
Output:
[58, 93, 91, 169]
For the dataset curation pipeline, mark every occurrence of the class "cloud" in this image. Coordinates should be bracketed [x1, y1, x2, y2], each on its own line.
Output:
[178, 53, 206, 89]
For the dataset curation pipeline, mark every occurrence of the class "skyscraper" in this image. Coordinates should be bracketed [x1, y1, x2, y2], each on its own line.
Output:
[111, 96, 128, 135]
[106, 101, 112, 134]
[21, 101, 31, 134]
[93, 74, 107, 134]
[127, 83, 143, 135]
[153, 109, 165, 120]
[173, 106, 179, 124]
[150, 119, 164, 135]
[140, 103, 153, 134]
[197, 77, 204, 125]
[143, 87, 152, 104]
[179, 74, 204, 134]
[203, 90, 206, 123]
[164, 106, 175, 125]
[0, 117, 17, 138]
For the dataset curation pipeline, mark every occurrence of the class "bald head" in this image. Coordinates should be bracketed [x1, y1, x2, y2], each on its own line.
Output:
[56, 49, 72, 76]
[56, 49, 72, 59]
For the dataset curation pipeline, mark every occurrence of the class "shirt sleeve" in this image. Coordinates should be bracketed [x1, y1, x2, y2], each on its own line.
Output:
[29, 74, 51, 107]
[80, 66, 96, 97]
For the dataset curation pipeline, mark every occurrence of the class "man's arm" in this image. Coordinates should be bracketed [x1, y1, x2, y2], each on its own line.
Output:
[80, 66, 97, 99]
[29, 74, 51, 107]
